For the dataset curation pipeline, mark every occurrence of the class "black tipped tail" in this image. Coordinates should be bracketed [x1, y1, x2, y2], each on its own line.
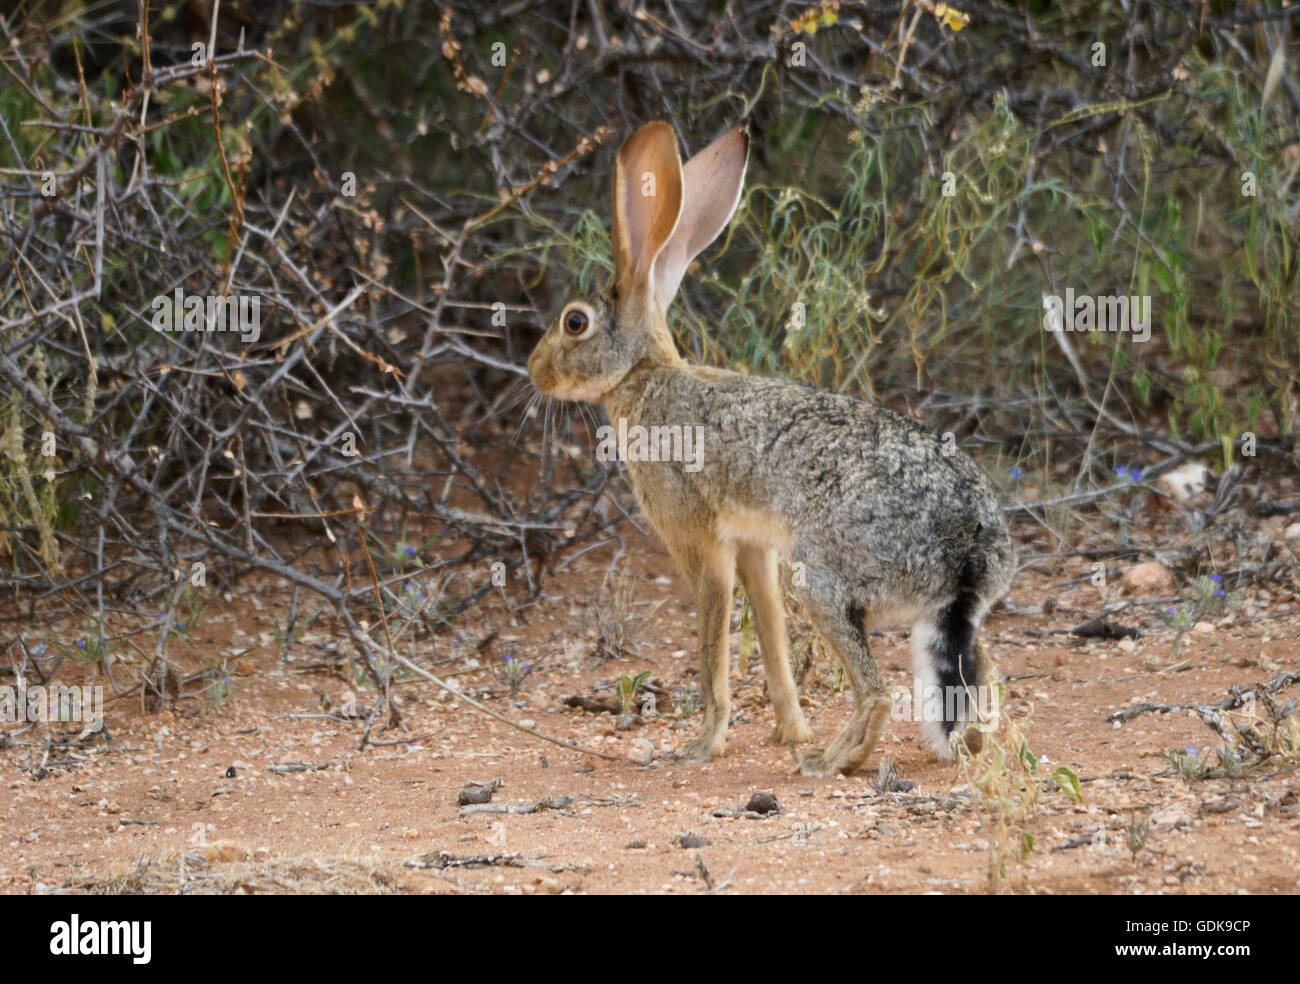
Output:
[931, 593, 978, 735]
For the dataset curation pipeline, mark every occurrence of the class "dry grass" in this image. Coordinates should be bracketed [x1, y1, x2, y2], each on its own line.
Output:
[64, 852, 404, 896]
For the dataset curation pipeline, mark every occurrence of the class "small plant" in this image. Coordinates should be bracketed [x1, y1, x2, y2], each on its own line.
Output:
[1166, 744, 1215, 782]
[615, 669, 652, 716]
[1164, 743, 1252, 782]
[0, 376, 67, 577]
[364, 522, 433, 569]
[674, 688, 703, 718]
[961, 711, 1062, 894]
[1113, 463, 1144, 484]
[1166, 691, 1300, 781]
[589, 571, 656, 662]
[53, 629, 114, 667]
[1156, 572, 1229, 660]
[272, 614, 309, 654]
[397, 580, 427, 615]
[200, 664, 238, 710]
[1126, 810, 1150, 863]
[1272, 714, 1300, 763]
[176, 586, 206, 639]
[503, 654, 529, 700]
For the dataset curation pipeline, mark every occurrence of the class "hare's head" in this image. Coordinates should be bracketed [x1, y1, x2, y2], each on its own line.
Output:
[528, 121, 748, 403]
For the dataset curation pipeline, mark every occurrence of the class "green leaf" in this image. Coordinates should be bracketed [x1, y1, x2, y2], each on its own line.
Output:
[1018, 740, 1038, 773]
[1133, 367, 1152, 404]
[1085, 210, 1106, 258]
[1052, 766, 1083, 801]
[1150, 260, 1175, 295]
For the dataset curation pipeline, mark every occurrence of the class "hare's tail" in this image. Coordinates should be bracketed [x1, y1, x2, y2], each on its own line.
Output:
[911, 557, 994, 757]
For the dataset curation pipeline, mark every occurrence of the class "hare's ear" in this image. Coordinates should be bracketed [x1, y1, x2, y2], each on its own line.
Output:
[652, 126, 748, 309]
[612, 122, 684, 298]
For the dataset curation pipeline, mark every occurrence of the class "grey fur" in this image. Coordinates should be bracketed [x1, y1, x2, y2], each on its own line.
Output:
[614, 367, 1014, 616]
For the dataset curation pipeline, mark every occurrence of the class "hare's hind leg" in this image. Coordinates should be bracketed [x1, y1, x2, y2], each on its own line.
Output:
[796, 596, 892, 777]
[736, 545, 812, 745]
[673, 542, 736, 762]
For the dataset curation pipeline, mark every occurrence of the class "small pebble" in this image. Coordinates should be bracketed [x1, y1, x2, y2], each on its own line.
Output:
[745, 791, 780, 815]
[627, 738, 654, 765]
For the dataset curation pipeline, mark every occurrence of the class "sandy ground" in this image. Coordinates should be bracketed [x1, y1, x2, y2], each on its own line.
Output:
[3, 532, 1298, 895]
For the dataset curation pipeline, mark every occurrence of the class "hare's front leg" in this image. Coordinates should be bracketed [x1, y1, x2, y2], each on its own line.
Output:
[673, 545, 735, 762]
[736, 545, 812, 745]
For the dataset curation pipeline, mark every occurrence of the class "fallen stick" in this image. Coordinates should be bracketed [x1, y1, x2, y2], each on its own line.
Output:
[458, 796, 574, 817]
[405, 851, 524, 870]
[1105, 670, 1300, 723]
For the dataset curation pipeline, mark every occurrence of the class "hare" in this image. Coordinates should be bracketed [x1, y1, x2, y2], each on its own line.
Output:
[528, 121, 1015, 775]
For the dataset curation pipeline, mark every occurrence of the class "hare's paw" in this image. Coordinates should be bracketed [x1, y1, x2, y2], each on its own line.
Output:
[795, 749, 836, 777]
[770, 718, 813, 745]
[673, 735, 725, 764]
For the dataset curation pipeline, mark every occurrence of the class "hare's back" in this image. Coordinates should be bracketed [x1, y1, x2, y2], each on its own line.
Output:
[649, 368, 1006, 536]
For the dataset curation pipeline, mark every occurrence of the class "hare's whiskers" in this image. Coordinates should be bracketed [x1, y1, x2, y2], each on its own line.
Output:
[492, 378, 534, 421]
[512, 389, 543, 446]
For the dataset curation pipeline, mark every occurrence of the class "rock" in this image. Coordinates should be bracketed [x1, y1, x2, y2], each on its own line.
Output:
[1193, 621, 1216, 634]
[1122, 561, 1176, 595]
[1151, 808, 1192, 830]
[1117, 638, 1137, 654]
[626, 738, 654, 765]
[457, 786, 493, 806]
[745, 791, 780, 815]
[674, 833, 711, 848]
[1285, 522, 1300, 541]
[1158, 462, 1210, 503]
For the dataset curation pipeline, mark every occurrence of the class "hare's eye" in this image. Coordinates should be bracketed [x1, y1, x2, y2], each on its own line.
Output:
[564, 309, 589, 335]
